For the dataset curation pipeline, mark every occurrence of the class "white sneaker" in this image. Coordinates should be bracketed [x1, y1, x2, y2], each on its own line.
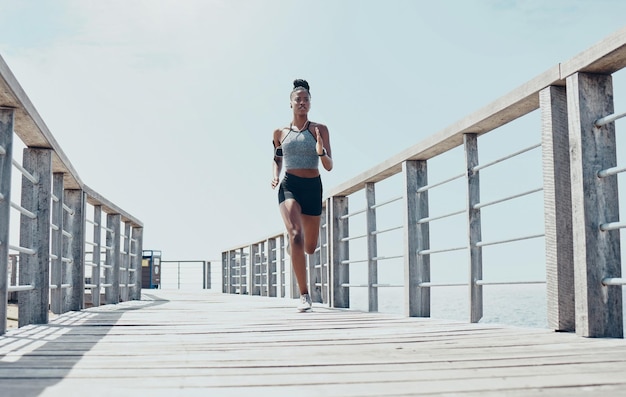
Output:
[298, 294, 312, 312]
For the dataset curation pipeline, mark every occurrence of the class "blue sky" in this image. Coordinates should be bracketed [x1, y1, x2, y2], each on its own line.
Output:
[1, 0, 625, 263]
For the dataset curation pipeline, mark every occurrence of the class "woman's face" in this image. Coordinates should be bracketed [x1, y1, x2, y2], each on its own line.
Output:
[290, 89, 311, 115]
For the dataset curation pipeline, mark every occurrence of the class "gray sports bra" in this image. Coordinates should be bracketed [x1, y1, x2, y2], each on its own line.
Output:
[276, 122, 319, 170]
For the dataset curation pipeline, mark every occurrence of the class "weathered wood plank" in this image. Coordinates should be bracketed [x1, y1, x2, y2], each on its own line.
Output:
[541, 85, 575, 332]
[567, 72, 623, 338]
[0, 108, 14, 335]
[2, 291, 626, 396]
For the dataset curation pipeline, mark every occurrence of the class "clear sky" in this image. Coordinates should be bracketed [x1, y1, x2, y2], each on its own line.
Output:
[1, 0, 625, 263]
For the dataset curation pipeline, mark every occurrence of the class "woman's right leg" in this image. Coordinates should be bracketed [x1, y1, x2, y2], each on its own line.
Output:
[279, 199, 308, 295]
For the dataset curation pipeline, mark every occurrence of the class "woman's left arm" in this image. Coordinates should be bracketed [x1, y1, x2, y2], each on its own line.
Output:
[315, 125, 333, 171]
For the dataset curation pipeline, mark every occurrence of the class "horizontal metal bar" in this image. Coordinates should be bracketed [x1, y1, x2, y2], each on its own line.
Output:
[11, 201, 36, 219]
[595, 111, 626, 127]
[475, 280, 546, 286]
[473, 143, 541, 172]
[418, 282, 467, 288]
[476, 233, 544, 247]
[101, 283, 113, 287]
[84, 261, 96, 267]
[51, 194, 59, 202]
[418, 245, 467, 255]
[50, 254, 59, 260]
[129, 268, 136, 272]
[341, 233, 367, 242]
[602, 278, 626, 286]
[50, 223, 59, 231]
[370, 195, 403, 209]
[417, 172, 465, 193]
[85, 218, 99, 226]
[371, 225, 403, 235]
[85, 241, 98, 247]
[372, 283, 403, 288]
[597, 164, 626, 178]
[85, 283, 97, 288]
[599, 221, 626, 231]
[340, 259, 368, 265]
[474, 186, 543, 210]
[418, 209, 465, 224]
[8, 284, 35, 292]
[8, 244, 36, 255]
[101, 264, 113, 269]
[12, 159, 38, 184]
[0, 192, 3, 201]
[341, 283, 368, 288]
[62, 230, 72, 238]
[340, 207, 367, 220]
[0, 144, 5, 155]
[61, 257, 72, 263]
[372, 255, 403, 261]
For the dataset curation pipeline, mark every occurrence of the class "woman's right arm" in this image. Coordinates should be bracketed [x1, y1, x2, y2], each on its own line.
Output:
[271, 128, 282, 189]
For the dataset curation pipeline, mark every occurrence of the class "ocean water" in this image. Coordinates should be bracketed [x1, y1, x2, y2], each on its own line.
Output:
[350, 284, 626, 330]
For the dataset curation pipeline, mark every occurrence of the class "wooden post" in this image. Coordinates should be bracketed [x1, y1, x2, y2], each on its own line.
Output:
[320, 205, 330, 304]
[268, 237, 277, 297]
[0, 107, 14, 334]
[92, 205, 102, 306]
[65, 189, 84, 311]
[308, 235, 321, 303]
[131, 226, 143, 300]
[404, 160, 429, 317]
[330, 196, 349, 308]
[366, 182, 378, 312]
[50, 173, 64, 314]
[250, 244, 259, 295]
[540, 85, 575, 332]
[239, 247, 246, 294]
[18, 148, 52, 326]
[278, 234, 286, 298]
[221, 251, 228, 293]
[567, 72, 623, 338]
[465, 134, 483, 323]
[105, 213, 121, 304]
[121, 222, 131, 302]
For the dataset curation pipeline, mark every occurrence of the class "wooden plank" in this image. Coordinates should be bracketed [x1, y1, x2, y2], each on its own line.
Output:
[365, 182, 378, 312]
[18, 148, 52, 327]
[403, 160, 429, 317]
[465, 134, 483, 323]
[50, 173, 64, 314]
[567, 72, 623, 338]
[65, 189, 85, 310]
[540, 85, 575, 332]
[0, 108, 14, 335]
[1, 291, 626, 396]
[330, 196, 349, 308]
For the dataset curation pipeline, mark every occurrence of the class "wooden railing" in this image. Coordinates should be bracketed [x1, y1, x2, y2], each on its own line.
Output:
[223, 26, 626, 338]
[0, 54, 143, 334]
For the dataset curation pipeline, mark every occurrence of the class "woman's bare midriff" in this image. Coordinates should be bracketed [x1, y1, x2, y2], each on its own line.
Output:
[286, 168, 320, 178]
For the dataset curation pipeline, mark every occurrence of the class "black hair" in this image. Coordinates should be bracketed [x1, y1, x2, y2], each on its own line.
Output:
[291, 79, 310, 96]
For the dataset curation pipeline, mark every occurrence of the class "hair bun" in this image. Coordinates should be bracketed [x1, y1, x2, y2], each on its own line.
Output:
[293, 79, 310, 91]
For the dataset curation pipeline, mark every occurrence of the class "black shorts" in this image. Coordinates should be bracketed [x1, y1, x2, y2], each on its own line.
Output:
[278, 173, 323, 216]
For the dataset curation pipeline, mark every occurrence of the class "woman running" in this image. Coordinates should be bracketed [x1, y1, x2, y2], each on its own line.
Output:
[271, 79, 333, 312]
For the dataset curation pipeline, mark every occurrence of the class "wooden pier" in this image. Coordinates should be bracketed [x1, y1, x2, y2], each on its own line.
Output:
[0, 290, 625, 396]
